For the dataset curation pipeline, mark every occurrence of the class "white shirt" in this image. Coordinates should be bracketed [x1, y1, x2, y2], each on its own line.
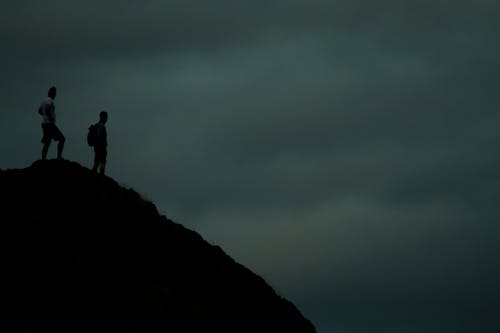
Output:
[40, 97, 55, 124]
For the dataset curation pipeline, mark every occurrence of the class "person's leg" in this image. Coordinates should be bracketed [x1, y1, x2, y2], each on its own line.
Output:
[99, 148, 107, 175]
[41, 124, 50, 160]
[93, 146, 102, 173]
[92, 149, 98, 172]
[53, 126, 65, 160]
[57, 138, 65, 159]
[99, 160, 106, 175]
[42, 142, 50, 160]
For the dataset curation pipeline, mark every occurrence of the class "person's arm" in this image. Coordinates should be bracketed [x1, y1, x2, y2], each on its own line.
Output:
[48, 103, 55, 122]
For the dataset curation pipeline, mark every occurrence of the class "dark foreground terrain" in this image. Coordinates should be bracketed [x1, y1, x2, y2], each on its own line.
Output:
[0, 160, 316, 333]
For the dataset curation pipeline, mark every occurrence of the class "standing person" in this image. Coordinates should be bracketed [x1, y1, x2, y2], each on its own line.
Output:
[39, 86, 65, 160]
[92, 111, 108, 175]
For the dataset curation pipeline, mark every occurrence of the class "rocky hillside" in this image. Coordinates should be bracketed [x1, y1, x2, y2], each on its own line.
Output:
[0, 160, 316, 333]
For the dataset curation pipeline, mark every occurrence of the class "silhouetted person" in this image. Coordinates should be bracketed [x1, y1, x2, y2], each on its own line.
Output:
[92, 111, 108, 175]
[39, 86, 65, 160]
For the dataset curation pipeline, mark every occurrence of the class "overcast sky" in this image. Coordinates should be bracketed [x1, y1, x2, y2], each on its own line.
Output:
[2, 1, 500, 332]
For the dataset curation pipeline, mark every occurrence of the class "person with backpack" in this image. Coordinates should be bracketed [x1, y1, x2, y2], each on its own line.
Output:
[89, 111, 108, 175]
[39, 86, 65, 160]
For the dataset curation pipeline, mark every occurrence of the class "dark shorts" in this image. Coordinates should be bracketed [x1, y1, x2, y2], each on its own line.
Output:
[94, 145, 107, 164]
[41, 123, 65, 144]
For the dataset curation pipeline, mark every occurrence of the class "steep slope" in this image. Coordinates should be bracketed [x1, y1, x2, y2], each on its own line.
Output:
[0, 160, 316, 333]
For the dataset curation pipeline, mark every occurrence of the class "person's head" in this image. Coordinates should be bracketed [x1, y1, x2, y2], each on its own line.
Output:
[48, 86, 57, 99]
[99, 111, 108, 123]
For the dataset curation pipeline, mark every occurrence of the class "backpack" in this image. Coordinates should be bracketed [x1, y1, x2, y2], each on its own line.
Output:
[87, 124, 98, 146]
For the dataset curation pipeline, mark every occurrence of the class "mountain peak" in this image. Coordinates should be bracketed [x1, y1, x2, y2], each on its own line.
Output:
[0, 160, 316, 332]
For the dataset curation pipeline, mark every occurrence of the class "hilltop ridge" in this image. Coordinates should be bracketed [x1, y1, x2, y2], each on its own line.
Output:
[0, 159, 316, 332]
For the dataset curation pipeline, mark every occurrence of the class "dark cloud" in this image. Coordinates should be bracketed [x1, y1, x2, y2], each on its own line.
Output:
[2, 0, 498, 59]
[2, 1, 500, 332]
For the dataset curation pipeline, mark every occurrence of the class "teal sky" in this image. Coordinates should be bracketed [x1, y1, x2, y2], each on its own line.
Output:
[1, 1, 500, 332]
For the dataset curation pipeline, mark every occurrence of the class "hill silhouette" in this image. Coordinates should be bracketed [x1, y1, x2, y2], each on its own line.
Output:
[0, 160, 316, 332]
